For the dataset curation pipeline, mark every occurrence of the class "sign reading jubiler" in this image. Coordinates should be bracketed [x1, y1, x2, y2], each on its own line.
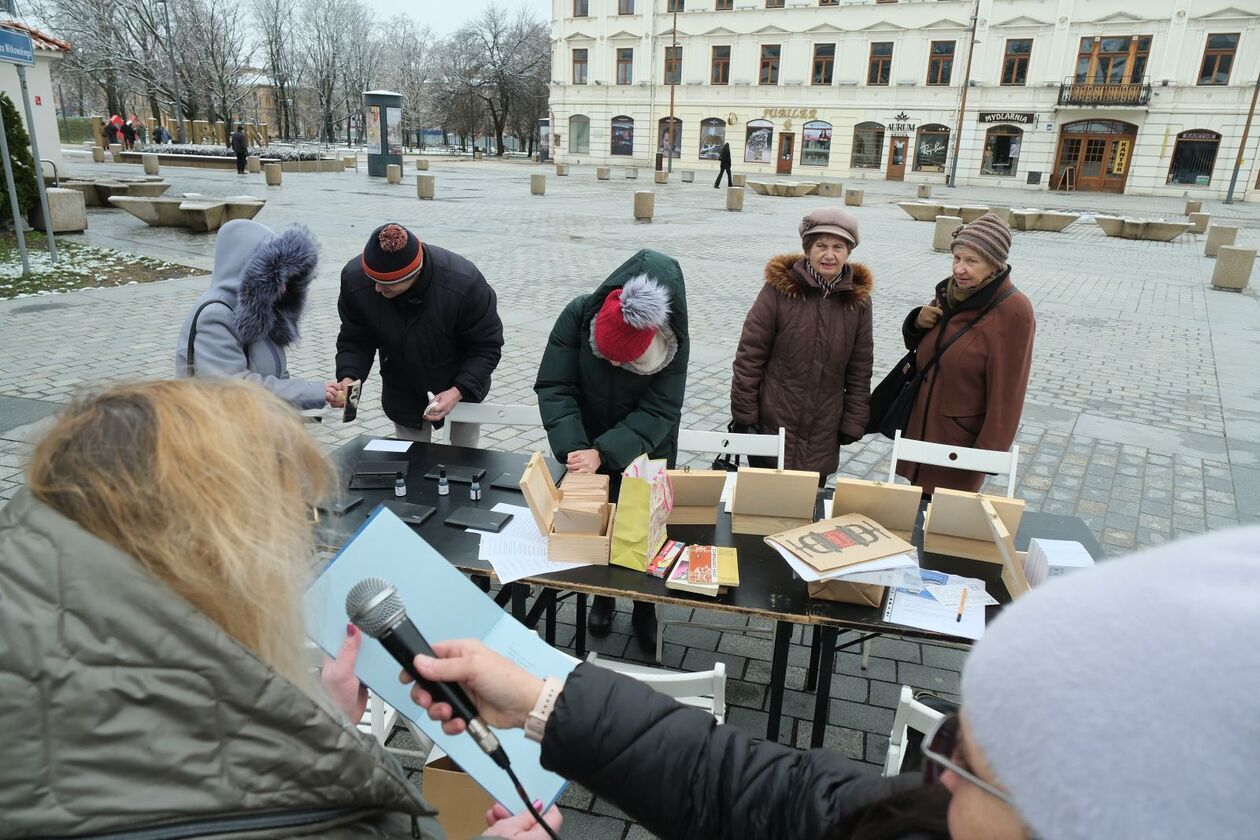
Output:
[0, 27, 35, 66]
[979, 112, 1035, 125]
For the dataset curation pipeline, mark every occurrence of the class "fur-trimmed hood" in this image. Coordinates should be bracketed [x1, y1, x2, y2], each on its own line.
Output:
[208, 219, 319, 347]
[763, 253, 873, 304]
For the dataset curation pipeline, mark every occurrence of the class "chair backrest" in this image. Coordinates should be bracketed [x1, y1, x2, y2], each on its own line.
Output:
[447, 401, 543, 427]
[586, 653, 727, 723]
[677, 426, 786, 470]
[888, 429, 1020, 497]
[883, 685, 948, 776]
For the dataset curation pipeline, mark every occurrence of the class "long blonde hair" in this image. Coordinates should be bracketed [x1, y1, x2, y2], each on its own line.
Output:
[27, 378, 333, 688]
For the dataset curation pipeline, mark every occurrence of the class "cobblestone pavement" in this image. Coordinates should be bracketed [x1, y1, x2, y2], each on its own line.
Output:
[4, 156, 1260, 838]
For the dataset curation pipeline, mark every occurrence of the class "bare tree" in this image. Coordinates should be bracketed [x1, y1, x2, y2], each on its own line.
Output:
[252, 0, 299, 138]
[380, 15, 436, 147]
[179, 0, 254, 144]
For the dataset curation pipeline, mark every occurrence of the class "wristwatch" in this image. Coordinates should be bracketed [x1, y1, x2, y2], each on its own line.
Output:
[524, 676, 565, 743]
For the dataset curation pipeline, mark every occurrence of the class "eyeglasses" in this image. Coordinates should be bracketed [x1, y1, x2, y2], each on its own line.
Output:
[921, 713, 1016, 807]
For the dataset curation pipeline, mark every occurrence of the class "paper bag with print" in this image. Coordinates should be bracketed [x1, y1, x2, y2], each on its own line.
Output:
[767, 512, 914, 573]
[610, 454, 674, 572]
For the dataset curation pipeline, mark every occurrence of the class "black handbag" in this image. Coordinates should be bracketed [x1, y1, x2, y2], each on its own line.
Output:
[866, 288, 1016, 440]
[712, 420, 754, 471]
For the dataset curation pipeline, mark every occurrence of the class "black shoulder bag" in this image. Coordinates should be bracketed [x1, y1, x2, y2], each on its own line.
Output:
[184, 299, 234, 376]
[865, 288, 1016, 440]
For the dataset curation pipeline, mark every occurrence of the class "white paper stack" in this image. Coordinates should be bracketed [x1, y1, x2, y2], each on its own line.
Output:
[769, 543, 923, 589]
[1023, 539, 1094, 587]
[883, 570, 998, 641]
[472, 503, 596, 584]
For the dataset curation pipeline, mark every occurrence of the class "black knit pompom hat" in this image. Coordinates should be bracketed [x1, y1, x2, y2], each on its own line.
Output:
[361, 223, 422, 284]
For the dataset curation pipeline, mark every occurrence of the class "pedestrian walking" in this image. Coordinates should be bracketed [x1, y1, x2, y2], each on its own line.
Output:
[713, 141, 733, 188]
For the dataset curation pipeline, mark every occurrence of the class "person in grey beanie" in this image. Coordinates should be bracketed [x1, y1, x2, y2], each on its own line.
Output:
[400, 527, 1260, 839]
[176, 219, 339, 409]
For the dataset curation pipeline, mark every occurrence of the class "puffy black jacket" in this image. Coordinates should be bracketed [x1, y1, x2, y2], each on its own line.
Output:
[336, 243, 504, 427]
[542, 663, 934, 840]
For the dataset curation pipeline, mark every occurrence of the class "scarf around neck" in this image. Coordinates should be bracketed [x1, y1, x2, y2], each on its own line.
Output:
[945, 265, 1007, 309]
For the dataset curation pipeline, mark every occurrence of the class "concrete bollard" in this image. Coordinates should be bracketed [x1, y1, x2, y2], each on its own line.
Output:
[816, 182, 843, 198]
[246, 155, 261, 174]
[142, 153, 160, 175]
[917, 184, 932, 199]
[1185, 200, 1202, 215]
[633, 190, 654, 221]
[1211, 246, 1256, 291]
[264, 162, 282, 186]
[531, 173, 546, 196]
[1205, 225, 1239, 258]
[726, 186, 745, 212]
[988, 205, 1012, 224]
[415, 158, 429, 171]
[555, 163, 569, 176]
[681, 170, 694, 183]
[109, 143, 124, 162]
[654, 171, 668, 184]
[417, 174, 436, 200]
[1187, 212, 1210, 234]
[92, 146, 105, 163]
[625, 167, 639, 179]
[343, 154, 357, 170]
[732, 174, 747, 187]
[845, 188, 864, 206]
[597, 166, 611, 180]
[386, 164, 402, 184]
[933, 215, 963, 251]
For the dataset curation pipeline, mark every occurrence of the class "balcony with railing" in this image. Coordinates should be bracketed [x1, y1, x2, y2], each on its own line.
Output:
[1057, 77, 1152, 108]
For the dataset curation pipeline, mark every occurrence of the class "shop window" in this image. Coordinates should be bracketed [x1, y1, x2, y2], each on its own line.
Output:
[745, 119, 773, 163]
[616, 48, 633, 85]
[981, 125, 1021, 176]
[570, 115, 590, 155]
[611, 116, 634, 156]
[914, 124, 949, 172]
[658, 117, 682, 159]
[760, 45, 781, 85]
[711, 45, 730, 85]
[851, 121, 884, 168]
[812, 44, 835, 85]
[1199, 34, 1239, 85]
[927, 41, 954, 86]
[1001, 39, 1032, 86]
[868, 42, 892, 85]
[699, 117, 726, 159]
[801, 120, 832, 166]
[1167, 130, 1221, 185]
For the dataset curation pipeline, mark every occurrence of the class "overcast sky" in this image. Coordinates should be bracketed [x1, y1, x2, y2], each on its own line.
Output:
[362, 0, 552, 34]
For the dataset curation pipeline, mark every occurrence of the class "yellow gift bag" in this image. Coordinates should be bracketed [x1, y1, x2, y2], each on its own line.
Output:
[610, 454, 674, 572]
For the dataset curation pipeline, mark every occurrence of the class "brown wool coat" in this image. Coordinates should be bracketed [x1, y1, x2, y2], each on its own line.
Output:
[731, 255, 874, 478]
[896, 272, 1035, 494]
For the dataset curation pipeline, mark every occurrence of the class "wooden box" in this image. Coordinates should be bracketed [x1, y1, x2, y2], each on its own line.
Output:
[519, 453, 614, 564]
[923, 488, 1030, 599]
[666, 469, 727, 525]
[731, 466, 819, 535]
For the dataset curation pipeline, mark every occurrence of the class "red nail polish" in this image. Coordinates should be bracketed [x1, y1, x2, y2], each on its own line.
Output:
[346, 622, 355, 636]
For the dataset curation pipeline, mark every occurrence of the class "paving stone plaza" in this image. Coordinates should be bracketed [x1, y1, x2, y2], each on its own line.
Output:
[3, 157, 1259, 838]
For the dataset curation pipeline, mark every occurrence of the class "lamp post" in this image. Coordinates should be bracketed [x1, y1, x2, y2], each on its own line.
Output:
[156, 0, 185, 143]
[946, 0, 981, 189]
[1225, 69, 1260, 204]
[664, 3, 678, 174]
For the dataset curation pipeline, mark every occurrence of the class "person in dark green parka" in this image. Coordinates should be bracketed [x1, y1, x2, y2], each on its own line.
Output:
[534, 249, 689, 651]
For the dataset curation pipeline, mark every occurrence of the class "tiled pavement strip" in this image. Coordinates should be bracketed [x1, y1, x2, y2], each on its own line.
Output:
[3, 157, 1260, 838]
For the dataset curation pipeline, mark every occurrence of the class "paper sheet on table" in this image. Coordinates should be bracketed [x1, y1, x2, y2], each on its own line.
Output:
[883, 569, 986, 641]
[771, 543, 919, 587]
[721, 473, 736, 513]
[363, 438, 412, 453]
[473, 502, 596, 584]
[304, 509, 574, 813]
[925, 580, 999, 608]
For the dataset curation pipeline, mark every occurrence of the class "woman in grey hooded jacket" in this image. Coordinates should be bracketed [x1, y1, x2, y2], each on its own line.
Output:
[176, 218, 337, 409]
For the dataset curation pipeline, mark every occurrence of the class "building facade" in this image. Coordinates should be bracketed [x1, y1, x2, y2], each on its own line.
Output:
[0, 20, 69, 166]
[548, 0, 1260, 199]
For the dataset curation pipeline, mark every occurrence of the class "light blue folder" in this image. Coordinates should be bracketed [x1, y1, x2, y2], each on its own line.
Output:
[303, 506, 574, 812]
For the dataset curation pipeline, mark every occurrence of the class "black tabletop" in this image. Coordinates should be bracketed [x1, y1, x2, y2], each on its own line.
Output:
[321, 437, 1106, 639]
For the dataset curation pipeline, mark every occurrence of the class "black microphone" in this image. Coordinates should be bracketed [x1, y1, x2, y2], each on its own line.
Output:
[345, 577, 506, 767]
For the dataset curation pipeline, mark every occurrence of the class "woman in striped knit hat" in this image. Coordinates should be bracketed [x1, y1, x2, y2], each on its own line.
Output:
[897, 213, 1036, 494]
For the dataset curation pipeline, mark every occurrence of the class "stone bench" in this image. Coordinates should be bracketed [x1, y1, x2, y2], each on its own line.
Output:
[61, 178, 171, 206]
[816, 182, 843, 198]
[1093, 216, 1192, 242]
[107, 193, 265, 232]
[747, 180, 817, 197]
[29, 187, 88, 233]
[1010, 210, 1079, 232]
[897, 202, 991, 223]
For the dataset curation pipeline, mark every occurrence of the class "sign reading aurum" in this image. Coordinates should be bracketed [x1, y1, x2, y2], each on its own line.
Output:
[886, 111, 917, 134]
[763, 108, 818, 120]
[979, 112, 1035, 124]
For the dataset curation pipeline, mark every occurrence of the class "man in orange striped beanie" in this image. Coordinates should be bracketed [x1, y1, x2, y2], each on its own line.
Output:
[335, 223, 504, 445]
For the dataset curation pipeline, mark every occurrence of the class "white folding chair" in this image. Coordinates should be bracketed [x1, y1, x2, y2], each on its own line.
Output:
[888, 429, 1020, 498]
[445, 401, 543, 428]
[358, 690, 435, 765]
[586, 652, 727, 723]
[883, 685, 947, 776]
[655, 427, 789, 662]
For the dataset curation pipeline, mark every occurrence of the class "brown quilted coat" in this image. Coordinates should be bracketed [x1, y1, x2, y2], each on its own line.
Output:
[731, 255, 874, 478]
[896, 272, 1036, 494]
